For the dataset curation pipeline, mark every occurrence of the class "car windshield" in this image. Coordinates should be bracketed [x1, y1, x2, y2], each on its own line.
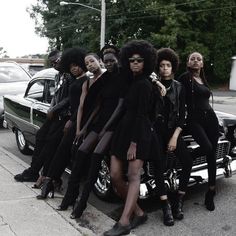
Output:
[0, 64, 31, 83]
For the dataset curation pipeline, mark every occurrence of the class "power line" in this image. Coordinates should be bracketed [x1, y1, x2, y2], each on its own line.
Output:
[106, 0, 209, 17]
[41, 4, 236, 37]
[107, 5, 236, 21]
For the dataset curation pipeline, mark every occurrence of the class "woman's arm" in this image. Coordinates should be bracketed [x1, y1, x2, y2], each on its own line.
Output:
[168, 127, 182, 152]
[76, 81, 88, 136]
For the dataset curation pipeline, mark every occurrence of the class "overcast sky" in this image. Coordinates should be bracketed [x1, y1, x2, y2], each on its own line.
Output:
[0, 0, 49, 58]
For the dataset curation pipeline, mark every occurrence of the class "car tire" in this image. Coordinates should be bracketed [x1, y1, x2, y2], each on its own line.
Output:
[15, 129, 33, 155]
[93, 157, 116, 201]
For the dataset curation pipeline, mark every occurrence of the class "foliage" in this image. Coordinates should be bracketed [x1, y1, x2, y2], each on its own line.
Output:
[28, 0, 236, 83]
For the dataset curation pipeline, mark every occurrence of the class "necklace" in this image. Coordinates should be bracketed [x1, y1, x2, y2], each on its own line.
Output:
[193, 76, 203, 84]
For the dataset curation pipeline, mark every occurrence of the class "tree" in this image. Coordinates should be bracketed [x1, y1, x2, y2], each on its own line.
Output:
[211, 0, 236, 83]
[29, 0, 236, 84]
[0, 47, 8, 58]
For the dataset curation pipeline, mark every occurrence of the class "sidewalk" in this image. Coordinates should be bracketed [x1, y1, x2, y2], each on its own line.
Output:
[0, 147, 117, 236]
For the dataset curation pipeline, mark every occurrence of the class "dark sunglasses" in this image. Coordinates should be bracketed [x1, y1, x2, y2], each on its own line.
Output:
[129, 57, 144, 63]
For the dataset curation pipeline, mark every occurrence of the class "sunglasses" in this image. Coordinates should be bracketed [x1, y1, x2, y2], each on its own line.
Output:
[129, 57, 144, 63]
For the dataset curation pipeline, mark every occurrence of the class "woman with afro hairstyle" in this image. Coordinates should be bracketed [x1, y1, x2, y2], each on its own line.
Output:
[178, 52, 219, 211]
[155, 48, 193, 222]
[36, 47, 89, 198]
[104, 40, 166, 236]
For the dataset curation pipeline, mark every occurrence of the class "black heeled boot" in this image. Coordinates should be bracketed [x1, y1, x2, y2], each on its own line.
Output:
[57, 184, 79, 211]
[205, 189, 216, 211]
[161, 200, 174, 226]
[53, 178, 63, 192]
[58, 150, 87, 211]
[172, 193, 184, 220]
[70, 201, 87, 219]
[36, 178, 54, 199]
[70, 153, 103, 219]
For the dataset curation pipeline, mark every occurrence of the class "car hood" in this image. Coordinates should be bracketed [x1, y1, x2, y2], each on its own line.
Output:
[215, 111, 236, 126]
[0, 81, 28, 97]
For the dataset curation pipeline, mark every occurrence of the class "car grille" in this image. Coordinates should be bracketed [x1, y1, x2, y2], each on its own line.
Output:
[146, 140, 230, 177]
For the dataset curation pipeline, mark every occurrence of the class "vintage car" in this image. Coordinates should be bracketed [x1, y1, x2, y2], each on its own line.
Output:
[0, 61, 32, 124]
[3, 71, 236, 201]
[3, 68, 57, 154]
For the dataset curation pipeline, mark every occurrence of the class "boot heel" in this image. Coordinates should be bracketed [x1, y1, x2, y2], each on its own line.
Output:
[70, 201, 87, 219]
[205, 189, 215, 211]
[36, 179, 54, 200]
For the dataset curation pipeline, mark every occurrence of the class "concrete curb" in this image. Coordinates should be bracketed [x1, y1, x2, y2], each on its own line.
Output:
[0, 147, 120, 236]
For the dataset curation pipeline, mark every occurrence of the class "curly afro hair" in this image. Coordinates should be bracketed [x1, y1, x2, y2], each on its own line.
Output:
[60, 47, 87, 73]
[120, 40, 157, 76]
[156, 48, 179, 74]
[99, 44, 119, 60]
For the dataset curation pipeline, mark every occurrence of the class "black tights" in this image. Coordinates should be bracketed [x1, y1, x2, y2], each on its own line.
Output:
[64, 131, 112, 205]
[189, 110, 219, 186]
[154, 128, 193, 194]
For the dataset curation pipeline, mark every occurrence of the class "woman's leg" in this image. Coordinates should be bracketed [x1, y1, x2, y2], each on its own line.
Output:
[172, 136, 193, 219]
[71, 132, 113, 219]
[110, 156, 144, 217]
[190, 119, 218, 211]
[118, 159, 143, 226]
[203, 112, 219, 211]
[58, 131, 99, 210]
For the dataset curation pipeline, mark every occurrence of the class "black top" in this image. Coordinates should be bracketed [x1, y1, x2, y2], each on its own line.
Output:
[178, 72, 212, 118]
[69, 75, 89, 122]
[111, 74, 155, 160]
[49, 72, 72, 117]
[90, 71, 128, 132]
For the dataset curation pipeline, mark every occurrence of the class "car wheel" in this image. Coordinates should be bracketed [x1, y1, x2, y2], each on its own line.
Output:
[15, 129, 33, 155]
[93, 158, 115, 201]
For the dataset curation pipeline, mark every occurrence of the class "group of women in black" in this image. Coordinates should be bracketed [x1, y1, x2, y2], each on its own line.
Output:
[23, 40, 219, 236]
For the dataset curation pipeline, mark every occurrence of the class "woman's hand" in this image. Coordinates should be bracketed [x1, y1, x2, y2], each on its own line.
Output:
[63, 120, 72, 133]
[127, 142, 137, 160]
[156, 80, 167, 97]
[167, 136, 177, 152]
[47, 110, 54, 120]
[73, 129, 86, 145]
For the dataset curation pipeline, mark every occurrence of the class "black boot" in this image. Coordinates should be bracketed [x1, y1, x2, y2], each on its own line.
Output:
[205, 189, 216, 211]
[70, 201, 87, 219]
[37, 178, 54, 199]
[172, 193, 184, 220]
[57, 183, 80, 211]
[58, 150, 87, 211]
[161, 200, 174, 226]
[70, 153, 103, 219]
[14, 168, 39, 182]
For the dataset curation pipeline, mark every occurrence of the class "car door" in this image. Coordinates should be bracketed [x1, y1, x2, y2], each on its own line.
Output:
[32, 78, 55, 126]
[24, 78, 48, 145]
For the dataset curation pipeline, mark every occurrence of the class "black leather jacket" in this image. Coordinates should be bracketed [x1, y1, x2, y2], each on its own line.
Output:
[157, 80, 185, 130]
[49, 72, 73, 118]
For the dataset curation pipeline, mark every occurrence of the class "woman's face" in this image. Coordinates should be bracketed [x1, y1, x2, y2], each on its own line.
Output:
[129, 54, 144, 75]
[159, 60, 172, 79]
[187, 52, 203, 70]
[70, 63, 83, 77]
[85, 55, 101, 74]
[103, 53, 118, 73]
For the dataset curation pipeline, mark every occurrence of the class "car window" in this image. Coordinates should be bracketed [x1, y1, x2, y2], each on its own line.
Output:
[45, 79, 55, 104]
[26, 80, 45, 102]
[0, 64, 30, 82]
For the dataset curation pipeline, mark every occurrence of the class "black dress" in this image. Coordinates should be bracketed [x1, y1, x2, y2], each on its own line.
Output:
[89, 71, 128, 133]
[111, 74, 154, 160]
